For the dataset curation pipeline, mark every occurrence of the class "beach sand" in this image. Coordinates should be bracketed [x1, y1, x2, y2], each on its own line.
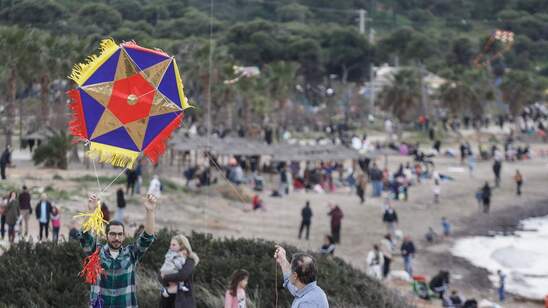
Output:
[2, 143, 547, 307]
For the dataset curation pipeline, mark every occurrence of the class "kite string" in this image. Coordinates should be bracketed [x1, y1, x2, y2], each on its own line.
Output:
[91, 154, 102, 193]
[101, 167, 128, 194]
[205, 152, 249, 206]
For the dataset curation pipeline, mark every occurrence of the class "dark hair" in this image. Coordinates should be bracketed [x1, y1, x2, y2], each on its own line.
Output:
[325, 235, 334, 245]
[106, 220, 125, 234]
[22, 186, 27, 190]
[305, 201, 310, 207]
[229, 269, 249, 297]
[290, 253, 317, 284]
[8, 191, 16, 199]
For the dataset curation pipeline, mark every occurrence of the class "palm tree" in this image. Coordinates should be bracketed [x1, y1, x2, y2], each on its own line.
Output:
[378, 69, 422, 123]
[36, 34, 76, 127]
[0, 26, 40, 146]
[264, 61, 299, 127]
[438, 77, 484, 117]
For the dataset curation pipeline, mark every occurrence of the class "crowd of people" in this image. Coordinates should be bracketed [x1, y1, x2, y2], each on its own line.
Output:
[0, 115, 539, 307]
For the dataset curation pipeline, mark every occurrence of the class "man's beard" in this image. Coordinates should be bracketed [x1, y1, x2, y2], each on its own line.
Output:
[108, 241, 122, 250]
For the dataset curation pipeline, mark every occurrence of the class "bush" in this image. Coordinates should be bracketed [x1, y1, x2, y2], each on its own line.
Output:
[32, 130, 71, 170]
[0, 230, 410, 307]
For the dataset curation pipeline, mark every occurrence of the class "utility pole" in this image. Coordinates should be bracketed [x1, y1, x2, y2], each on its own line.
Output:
[359, 9, 366, 34]
[369, 64, 375, 114]
[419, 63, 428, 117]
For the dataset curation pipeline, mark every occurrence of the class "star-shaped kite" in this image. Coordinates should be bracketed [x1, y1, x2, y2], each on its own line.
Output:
[67, 39, 190, 168]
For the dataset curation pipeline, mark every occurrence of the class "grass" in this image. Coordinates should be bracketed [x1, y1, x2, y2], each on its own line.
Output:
[69, 174, 126, 185]
[44, 185, 71, 201]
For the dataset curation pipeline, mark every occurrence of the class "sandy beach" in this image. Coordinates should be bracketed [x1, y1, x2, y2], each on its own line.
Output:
[2, 140, 547, 307]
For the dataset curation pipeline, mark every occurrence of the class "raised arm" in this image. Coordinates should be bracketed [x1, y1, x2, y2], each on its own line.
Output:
[143, 194, 158, 235]
[78, 194, 99, 254]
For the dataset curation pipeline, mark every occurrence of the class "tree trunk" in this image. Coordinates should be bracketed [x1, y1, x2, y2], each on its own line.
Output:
[40, 74, 50, 127]
[5, 68, 17, 147]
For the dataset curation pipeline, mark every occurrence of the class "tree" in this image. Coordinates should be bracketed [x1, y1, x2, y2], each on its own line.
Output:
[276, 3, 312, 22]
[0, 0, 66, 26]
[78, 3, 122, 33]
[264, 61, 299, 126]
[500, 70, 536, 115]
[0, 26, 40, 146]
[447, 37, 475, 66]
[322, 27, 374, 83]
[35, 34, 76, 127]
[378, 69, 422, 123]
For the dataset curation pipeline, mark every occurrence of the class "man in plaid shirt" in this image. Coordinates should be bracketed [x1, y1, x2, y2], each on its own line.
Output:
[78, 193, 158, 307]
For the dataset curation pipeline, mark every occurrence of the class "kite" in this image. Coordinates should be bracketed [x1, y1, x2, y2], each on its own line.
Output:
[67, 39, 190, 269]
[474, 29, 514, 68]
[67, 38, 190, 170]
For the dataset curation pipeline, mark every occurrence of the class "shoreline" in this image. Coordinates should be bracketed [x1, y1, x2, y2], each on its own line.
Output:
[416, 197, 548, 306]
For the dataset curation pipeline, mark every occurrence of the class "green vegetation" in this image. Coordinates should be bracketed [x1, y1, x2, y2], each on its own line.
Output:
[32, 130, 72, 169]
[0, 230, 409, 307]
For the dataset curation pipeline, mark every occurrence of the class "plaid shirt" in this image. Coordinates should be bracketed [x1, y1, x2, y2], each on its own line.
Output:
[78, 230, 155, 308]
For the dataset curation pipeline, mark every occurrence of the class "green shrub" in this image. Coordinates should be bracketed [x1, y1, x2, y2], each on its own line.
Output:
[0, 230, 410, 308]
[32, 130, 72, 170]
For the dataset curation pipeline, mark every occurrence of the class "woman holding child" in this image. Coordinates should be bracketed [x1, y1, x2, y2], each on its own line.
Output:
[159, 234, 199, 308]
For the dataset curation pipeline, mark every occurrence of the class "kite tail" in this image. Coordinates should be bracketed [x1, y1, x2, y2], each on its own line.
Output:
[68, 38, 119, 86]
[67, 89, 88, 142]
[74, 202, 107, 237]
[87, 143, 139, 169]
[79, 248, 104, 285]
[143, 113, 184, 164]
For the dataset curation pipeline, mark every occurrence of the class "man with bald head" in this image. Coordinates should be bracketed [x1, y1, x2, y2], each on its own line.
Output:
[274, 245, 329, 307]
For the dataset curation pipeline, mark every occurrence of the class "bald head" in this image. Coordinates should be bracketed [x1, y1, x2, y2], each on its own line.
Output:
[291, 253, 317, 284]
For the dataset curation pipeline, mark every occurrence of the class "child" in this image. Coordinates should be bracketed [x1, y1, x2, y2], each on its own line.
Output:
[51, 206, 61, 244]
[441, 217, 451, 237]
[433, 179, 441, 204]
[224, 269, 249, 308]
[160, 239, 189, 297]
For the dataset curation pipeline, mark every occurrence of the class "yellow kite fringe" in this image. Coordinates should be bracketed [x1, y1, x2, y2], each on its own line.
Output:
[75, 201, 107, 237]
[173, 59, 191, 110]
[88, 142, 139, 169]
[68, 39, 119, 86]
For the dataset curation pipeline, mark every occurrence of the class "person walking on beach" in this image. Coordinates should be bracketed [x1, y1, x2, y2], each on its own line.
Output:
[380, 234, 394, 278]
[382, 204, 398, 236]
[401, 236, 416, 276]
[356, 174, 367, 204]
[298, 201, 313, 240]
[514, 170, 523, 196]
[497, 270, 506, 303]
[5, 191, 20, 244]
[328, 204, 343, 244]
[481, 182, 492, 214]
[18, 185, 32, 237]
[493, 158, 502, 188]
[369, 163, 383, 197]
[0, 145, 12, 180]
[116, 186, 126, 222]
